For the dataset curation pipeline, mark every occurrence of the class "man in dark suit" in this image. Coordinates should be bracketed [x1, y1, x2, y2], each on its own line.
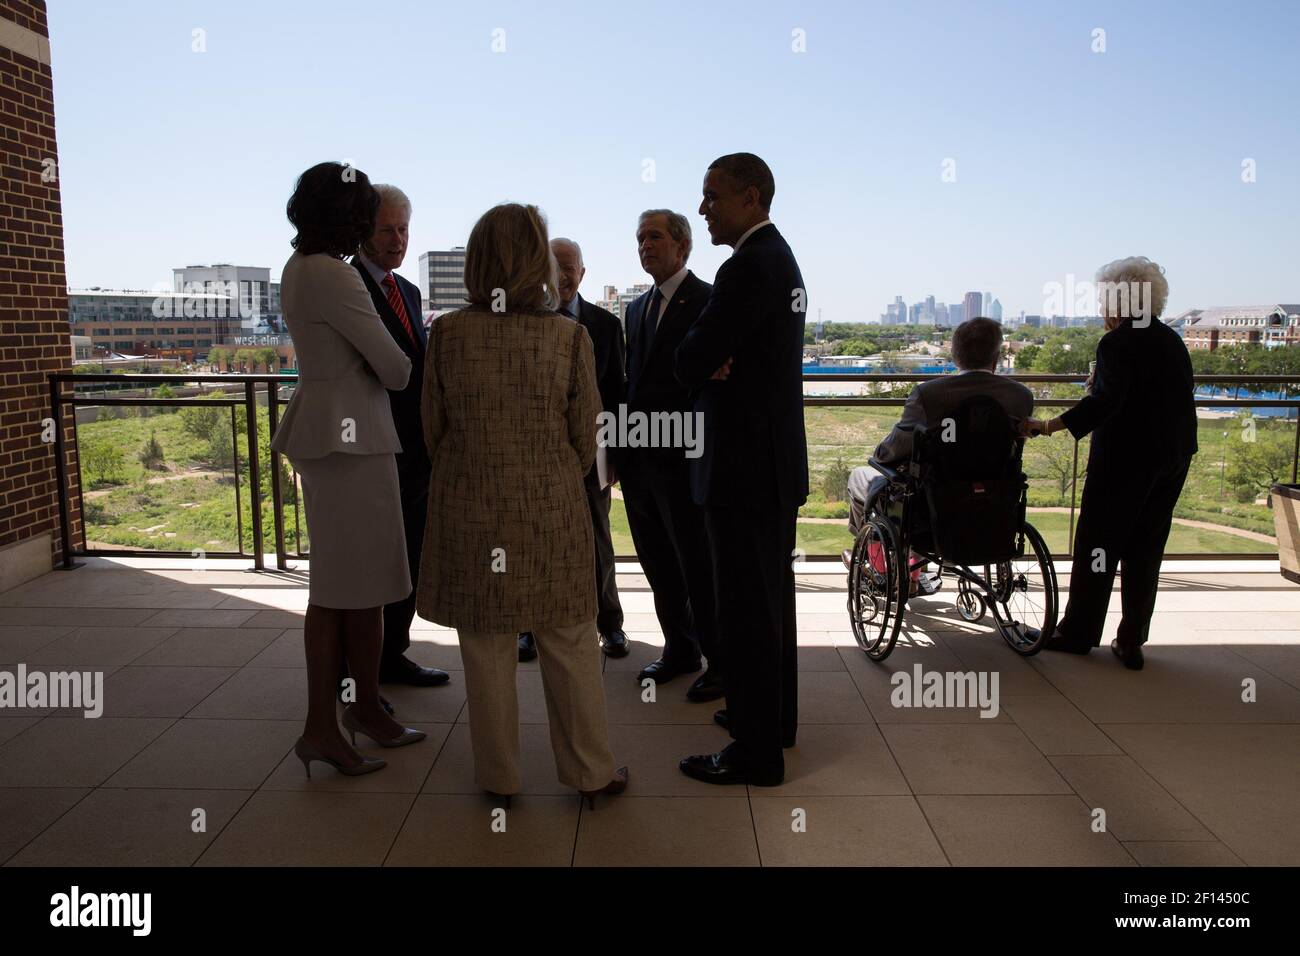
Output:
[518, 238, 629, 662]
[674, 153, 808, 786]
[846, 317, 1034, 593]
[1024, 261, 1198, 670]
[622, 209, 723, 701]
[350, 184, 449, 688]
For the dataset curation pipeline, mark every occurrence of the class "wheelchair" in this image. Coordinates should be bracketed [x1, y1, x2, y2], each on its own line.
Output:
[846, 396, 1058, 662]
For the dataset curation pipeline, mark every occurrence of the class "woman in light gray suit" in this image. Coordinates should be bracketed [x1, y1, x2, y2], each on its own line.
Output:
[271, 162, 426, 777]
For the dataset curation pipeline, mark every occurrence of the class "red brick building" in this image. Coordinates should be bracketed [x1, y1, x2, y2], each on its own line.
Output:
[1172, 305, 1300, 351]
[0, 0, 77, 588]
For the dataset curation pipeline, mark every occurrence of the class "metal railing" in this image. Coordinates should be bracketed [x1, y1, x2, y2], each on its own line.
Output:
[48, 371, 1300, 569]
[50, 373, 292, 570]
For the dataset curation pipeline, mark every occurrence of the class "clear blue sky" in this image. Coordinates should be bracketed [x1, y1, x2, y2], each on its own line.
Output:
[49, 0, 1299, 321]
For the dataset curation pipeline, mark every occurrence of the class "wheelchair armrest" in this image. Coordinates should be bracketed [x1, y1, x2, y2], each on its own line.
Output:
[868, 457, 905, 481]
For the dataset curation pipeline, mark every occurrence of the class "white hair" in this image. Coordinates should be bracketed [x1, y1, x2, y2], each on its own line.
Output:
[550, 236, 583, 267]
[372, 183, 411, 216]
[1095, 255, 1168, 320]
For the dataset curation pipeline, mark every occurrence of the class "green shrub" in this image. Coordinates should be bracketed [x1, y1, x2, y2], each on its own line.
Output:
[820, 456, 853, 502]
[83, 441, 125, 487]
[139, 430, 166, 470]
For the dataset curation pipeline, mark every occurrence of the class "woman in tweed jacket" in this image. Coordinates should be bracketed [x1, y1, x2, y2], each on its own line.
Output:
[416, 202, 627, 804]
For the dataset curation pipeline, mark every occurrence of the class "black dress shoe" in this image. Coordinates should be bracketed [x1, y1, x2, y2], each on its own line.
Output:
[379, 655, 451, 687]
[680, 746, 782, 787]
[712, 709, 794, 748]
[1111, 638, 1145, 671]
[518, 632, 537, 663]
[1043, 629, 1093, 655]
[636, 657, 701, 684]
[686, 667, 725, 702]
[600, 628, 630, 658]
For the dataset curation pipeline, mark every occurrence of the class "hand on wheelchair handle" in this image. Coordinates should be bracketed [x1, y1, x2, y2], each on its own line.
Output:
[1020, 418, 1049, 438]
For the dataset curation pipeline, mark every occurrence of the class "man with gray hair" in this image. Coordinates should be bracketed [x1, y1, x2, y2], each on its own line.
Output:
[518, 237, 628, 662]
[622, 210, 724, 701]
[349, 184, 450, 689]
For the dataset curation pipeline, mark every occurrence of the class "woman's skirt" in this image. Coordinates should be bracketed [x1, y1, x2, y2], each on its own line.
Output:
[291, 451, 411, 609]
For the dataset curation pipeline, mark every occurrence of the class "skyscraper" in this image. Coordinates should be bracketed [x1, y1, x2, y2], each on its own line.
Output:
[964, 291, 983, 322]
[990, 298, 1003, 321]
[419, 247, 469, 313]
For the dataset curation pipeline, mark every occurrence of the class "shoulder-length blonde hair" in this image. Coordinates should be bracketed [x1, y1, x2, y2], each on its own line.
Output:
[463, 203, 559, 312]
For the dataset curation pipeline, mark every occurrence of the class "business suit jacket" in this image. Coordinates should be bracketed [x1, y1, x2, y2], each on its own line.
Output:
[415, 307, 601, 632]
[625, 270, 712, 427]
[270, 251, 411, 459]
[350, 258, 430, 484]
[673, 224, 809, 510]
[1060, 317, 1198, 470]
[573, 295, 625, 486]
[874, 370, 1035, 466]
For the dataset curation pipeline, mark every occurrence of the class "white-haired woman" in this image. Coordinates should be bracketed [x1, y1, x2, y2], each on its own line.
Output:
[1023, 257, 1198, 670]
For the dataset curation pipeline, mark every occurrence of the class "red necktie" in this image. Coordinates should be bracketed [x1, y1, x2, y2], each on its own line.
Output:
[382, 273, 418, 346]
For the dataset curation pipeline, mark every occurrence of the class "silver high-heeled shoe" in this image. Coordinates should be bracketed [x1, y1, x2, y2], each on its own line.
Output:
[293, 737, 386, 778]
[341, 705, 427, 748]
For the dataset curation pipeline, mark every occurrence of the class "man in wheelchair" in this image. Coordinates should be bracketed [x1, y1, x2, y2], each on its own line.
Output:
[846, 317, 1033, 597]
[844, 318, 1059, 661]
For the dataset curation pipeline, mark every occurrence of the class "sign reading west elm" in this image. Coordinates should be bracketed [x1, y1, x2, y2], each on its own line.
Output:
[228, 334, 292, 347]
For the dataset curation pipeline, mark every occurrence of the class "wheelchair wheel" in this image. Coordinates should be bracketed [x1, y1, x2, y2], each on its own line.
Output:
[848, 516, 906, 661]
[988, 522, 1057, 656]
[956, 579, 986, 622]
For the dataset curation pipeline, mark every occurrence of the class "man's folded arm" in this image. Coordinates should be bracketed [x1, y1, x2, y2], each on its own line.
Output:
[674, 258, 757, 387]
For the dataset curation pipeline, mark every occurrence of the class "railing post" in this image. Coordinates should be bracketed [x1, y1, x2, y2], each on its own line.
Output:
[267, 380, 288, 570]
[231, 406, 244, 556]
[243, 380, 264, 570]
[1292, 404, 1299, 484]
[49, 376, 78, 570]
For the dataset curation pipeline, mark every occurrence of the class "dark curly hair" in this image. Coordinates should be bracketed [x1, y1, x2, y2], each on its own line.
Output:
[286, 162, 379, 257]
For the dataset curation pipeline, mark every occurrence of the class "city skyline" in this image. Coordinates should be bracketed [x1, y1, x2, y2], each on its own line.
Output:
[48, 0, 1300, 322]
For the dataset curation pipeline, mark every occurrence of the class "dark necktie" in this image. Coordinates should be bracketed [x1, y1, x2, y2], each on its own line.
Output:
[642, 287, 662, 364]
[382, 274, 418, 346]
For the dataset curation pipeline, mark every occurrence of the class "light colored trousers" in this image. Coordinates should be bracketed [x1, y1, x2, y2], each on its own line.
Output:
[457, 620, 616, 794]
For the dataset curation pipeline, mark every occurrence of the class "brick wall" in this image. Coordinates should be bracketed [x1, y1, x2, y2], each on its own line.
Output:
[0, 0, 78, 570]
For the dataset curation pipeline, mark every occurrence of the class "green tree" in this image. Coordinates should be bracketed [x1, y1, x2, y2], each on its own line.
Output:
[1015, 344, 1041, 369]
[1026, 436, 1084, 501]
[1226, 426, 1295, 500]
